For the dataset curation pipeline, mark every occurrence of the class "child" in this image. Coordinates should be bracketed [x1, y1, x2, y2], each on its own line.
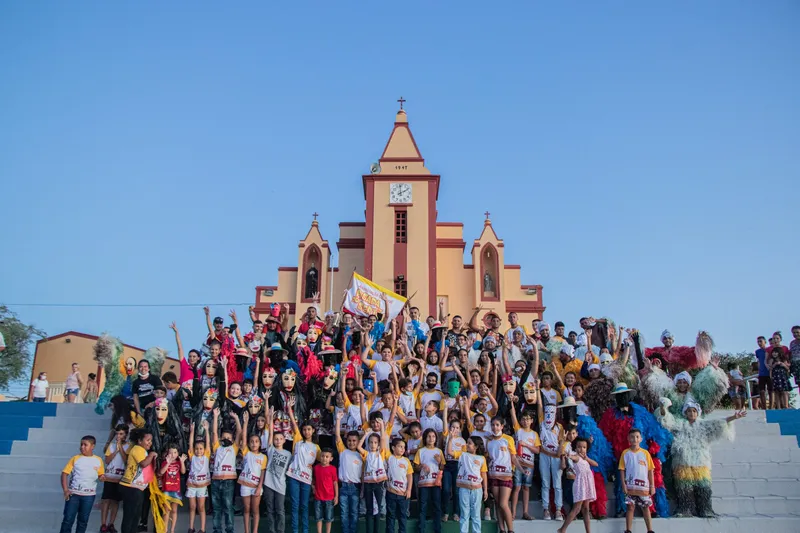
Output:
[358, 419, 390, 533]
[264, 408, 292, 533]
[187, 421, 211, 533]
[401, 421, 423, 458]
[158, 445, 186, 533]
[414, 428, 445, 533]
[312, 449, 339, 533]
[100, 425, 129, 533]
[619, 429, 655, 533]
[456, 436, 488, 533]
[211, 407, 242, 533]
[83, 374, 99, 404]
[727, 363, 746, 410]
[239, 412, 267, 533]
[557, 437, 598, 533]
[286, 398, 320, 533]
[510, 408, 540, 521]
[487, 416, 527, 533]
[540, 371, 562, 406]
[161, 372, 180, 401]
[335, 411, 364, 533]
[442, 418, 467, 522]
[538, 391, 564, 520]
[386, 438, 414, 533]
[60, 435, 105, 533]
[560, 425, 579, 513]
[419, 400, 444, 435]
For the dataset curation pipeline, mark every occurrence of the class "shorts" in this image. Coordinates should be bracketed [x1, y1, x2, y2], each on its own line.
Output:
[758, 376, 773, 393]
[101, 481, 122, 501]
[185, 487, 208, 499]
[239, 485, 261, 497]
[728, 387, 744, 399]
[164, 491, 182, 503]
[513, 467, 534, 487]
[33, 397, 45, 403]
[315, 500, 334, 522]
[489, 478, 513, 489]
[625, 495, 652, 508]
[65, 388, 80, 396]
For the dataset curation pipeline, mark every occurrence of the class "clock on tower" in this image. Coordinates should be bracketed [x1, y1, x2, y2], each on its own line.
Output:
[389, 183, 412, 204]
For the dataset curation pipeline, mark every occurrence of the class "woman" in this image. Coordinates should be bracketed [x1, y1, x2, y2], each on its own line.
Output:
[83, 373, 99, 403]
[119, 428, 158, 533]
[65, 362, 83, 403]
[30, 372, 49, 402]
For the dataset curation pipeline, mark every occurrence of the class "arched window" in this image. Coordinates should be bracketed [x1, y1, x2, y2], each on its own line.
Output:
[301, 244, 322, 302]
[480, 244, 500, 301]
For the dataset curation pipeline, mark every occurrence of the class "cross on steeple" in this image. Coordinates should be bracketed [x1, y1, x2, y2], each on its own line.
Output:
[484, 211, 491, 220]
[397, 96, 406, 111]
[312, 212, 319, 221]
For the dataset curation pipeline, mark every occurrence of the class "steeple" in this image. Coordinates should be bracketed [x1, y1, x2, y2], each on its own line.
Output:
[377, 100, 431, 175]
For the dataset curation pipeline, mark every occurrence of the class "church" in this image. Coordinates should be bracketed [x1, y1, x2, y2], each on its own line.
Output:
[253, 102, 545, 327]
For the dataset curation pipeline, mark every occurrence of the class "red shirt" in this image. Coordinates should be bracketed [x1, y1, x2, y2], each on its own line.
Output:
[162, 461, 181, 492]
[312, 464, 338, 501]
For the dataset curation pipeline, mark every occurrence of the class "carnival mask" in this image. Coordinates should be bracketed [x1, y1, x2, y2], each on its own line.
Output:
[307, 329, 319, 343]
[124, 357, 136, 376]
[543, 405, 557, 430]
[248, 396, 264, 416]
[262, 367, 277, 388]
[155, 398, 169, 424]
[523, 382, 537, 403]
[205, 362, 217, 377]
[203, 388, 218, 410]
[502, 378, 517, 395]
[323, 367, 338, 389]
[282, 369, 297, 391]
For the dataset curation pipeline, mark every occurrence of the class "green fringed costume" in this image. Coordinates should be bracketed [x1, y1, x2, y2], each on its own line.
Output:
[94, 334, 126, 415]
[655, 399, 734, 517]
[641, 364, 728, 417]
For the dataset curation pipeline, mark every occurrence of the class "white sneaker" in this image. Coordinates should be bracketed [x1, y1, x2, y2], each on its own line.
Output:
[543, 511, 552, 521]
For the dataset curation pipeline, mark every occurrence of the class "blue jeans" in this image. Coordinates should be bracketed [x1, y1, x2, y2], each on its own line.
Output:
[287, 477, 311, 533]
[441, 461, 459, 516]
[315, 500, 334, 522]
[211, 479, 235, 533]
[60, 494, 95, 533]
[339, 483, 360, 533]
[458, 488, 481, 533]
[33, 397, 45, 402]
[418, 486, 442, 533]
[540, 453, 562, 511]
[386, 491, 409, 533]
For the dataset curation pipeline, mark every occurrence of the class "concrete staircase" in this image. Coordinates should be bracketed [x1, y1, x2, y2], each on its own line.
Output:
[1, 403, 799, 533]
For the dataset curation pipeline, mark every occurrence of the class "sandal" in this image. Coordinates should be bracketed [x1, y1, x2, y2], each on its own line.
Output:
[522, 513, 533, 521]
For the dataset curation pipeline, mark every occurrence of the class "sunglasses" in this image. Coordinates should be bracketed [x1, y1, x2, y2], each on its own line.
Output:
[214, 320, 224, 325]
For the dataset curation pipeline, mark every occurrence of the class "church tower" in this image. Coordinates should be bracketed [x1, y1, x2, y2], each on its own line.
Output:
[362, 102, 440, 316]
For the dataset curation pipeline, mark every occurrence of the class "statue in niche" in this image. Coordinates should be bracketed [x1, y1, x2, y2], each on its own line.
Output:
[305, 262, 318, 299]
[483, 272, 495, 294]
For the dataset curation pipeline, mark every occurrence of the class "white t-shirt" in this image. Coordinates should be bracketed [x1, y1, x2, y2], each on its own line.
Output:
[187, 451, 211, 487]
[104, 441, 131, 482]
[420, 413, 443, 434]
[414, 447, 444, 487]
[63, 455, 105, 496]
[336, 445, 364, 484]
[31, 379, 49, 399]
[386, 455, 414, 495]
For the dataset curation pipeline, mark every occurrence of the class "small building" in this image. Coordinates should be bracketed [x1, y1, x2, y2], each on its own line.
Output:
[254, 104, 545, 326]
[30, 331, 179, 402]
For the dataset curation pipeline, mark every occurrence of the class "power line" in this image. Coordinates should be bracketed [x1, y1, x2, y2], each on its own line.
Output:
[4, 303, 253, 308]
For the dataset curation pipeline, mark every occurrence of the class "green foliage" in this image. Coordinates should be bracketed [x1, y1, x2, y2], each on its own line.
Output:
[0, 306, 46, 390]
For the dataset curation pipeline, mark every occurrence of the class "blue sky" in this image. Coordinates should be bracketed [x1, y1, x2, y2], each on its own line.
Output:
[1, 2, 798, 391]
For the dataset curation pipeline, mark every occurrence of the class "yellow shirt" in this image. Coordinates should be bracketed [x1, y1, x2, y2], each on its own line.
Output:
[120, 445, 151, 490]
[336, 441, 364, 483]
[513, 422, 541, 468]
[619, 447, 655, 497]
[456, 452, 488, 490]
[63, 454, 105, 496]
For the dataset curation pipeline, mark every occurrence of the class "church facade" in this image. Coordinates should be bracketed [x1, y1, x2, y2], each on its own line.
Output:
[253, 105, 545, 326]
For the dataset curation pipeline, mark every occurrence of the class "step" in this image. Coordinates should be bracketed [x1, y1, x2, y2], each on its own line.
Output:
[0, 416, 45, 429]
[25, 427, 115, 444]
[514, 516, 800, 533]
[712, 478, 800, 498]
[710, 434, 799, 449]
[713, 495, 800, 516]
[0, 472, 66, 490]
[0, 454, 76, 472]
[11, 440, 89, 456]
[712, 447, 800, 464]
[712, 461, 800, 480]
[766, 410, 800, 423]
[42, 416, 111, 430]
[55, 403, 106, 416]
[0, 402, 58, 416]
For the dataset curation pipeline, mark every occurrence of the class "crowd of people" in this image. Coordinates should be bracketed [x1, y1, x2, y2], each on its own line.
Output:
[56, 298, 800, 533]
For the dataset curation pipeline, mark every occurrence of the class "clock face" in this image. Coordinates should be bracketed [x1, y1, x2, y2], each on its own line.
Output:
[390, 183, 412, 204]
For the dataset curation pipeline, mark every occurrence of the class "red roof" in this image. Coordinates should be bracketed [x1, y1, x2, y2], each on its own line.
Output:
[37, 330, 148, 354]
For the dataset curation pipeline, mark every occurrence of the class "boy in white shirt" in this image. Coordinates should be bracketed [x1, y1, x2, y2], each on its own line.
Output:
[60, 435, 106, 533]
[619, 429, 655, 533]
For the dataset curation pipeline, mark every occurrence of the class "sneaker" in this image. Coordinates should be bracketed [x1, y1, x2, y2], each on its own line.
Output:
[443, 515, 449, 522]
[109, 526, 118, 533]
[543, 511, 552, 521]
[187, 529, 195, 533]
[453, 515, 459, 522]
[559, 508, 566, 521]
[100, 526, 108, 533]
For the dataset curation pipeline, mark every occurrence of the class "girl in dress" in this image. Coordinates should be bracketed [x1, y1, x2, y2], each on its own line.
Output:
[486, 416, 527, 533]
[557, 437, 597, 533]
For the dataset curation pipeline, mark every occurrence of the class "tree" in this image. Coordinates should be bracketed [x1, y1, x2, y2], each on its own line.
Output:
[0, 306, 46, 391]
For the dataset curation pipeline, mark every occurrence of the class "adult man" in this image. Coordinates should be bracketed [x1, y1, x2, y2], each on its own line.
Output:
[504, 312, 529, 341]
[404, 306, 429, 348]
[298, 301, 325, 335]
[132, 359, 163, 416]
[580, 317, 610, 350]
[468, 306, 503, 341]
[553, 321, 567, 342]
[754, 336, 772, 410]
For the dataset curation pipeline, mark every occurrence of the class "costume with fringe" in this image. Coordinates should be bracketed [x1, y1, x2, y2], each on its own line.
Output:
[656, 401, 734, 517]
[646, 330, 714, 371]
[641, 365, 729, 418]
[598, 399, 671, 517]
[94, 335, 127, 415]
[577, 414, 614, 518]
